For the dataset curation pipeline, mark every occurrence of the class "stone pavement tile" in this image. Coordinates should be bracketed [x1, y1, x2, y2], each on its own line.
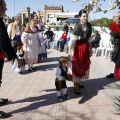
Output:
[48, 84, 56, 89]
[68, 116, 95, 120]
[1, 116, 13, 120]
[0, 103, 22, 113]
[24, 115, 40, 120]
[67, 117, 83, 120]
[93, 112, 120, 120]
[85, 97, 112, 106]
[77, 107, 93, 118]
[88, 106, 119, 120]
[90, 106, 116, 113]
[66, 105, 89, 117]
[50, 103, 67, 117]
[34, 105, 66, 119]
[40, 117, 67, 120]
[0, 49, 120, 120]
[66, 99, 81, 105]
[11, 114, 25, 120]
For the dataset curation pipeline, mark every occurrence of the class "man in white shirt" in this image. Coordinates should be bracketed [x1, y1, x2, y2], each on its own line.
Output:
[7, 16, 23, 53]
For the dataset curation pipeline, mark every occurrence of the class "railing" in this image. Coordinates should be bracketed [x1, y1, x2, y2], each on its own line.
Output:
[44, 25, 64, 32]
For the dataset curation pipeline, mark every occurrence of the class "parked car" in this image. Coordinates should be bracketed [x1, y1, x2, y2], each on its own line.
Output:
[60, 18, 80, 25]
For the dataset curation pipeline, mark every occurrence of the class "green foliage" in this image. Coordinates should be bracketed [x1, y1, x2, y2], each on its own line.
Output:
[3, 15, 8, 22]
[11, 17, 15, 22]
[90, 17, 113, 27]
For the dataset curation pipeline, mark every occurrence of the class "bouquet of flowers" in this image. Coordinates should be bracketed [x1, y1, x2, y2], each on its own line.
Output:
[109, 22, 120, 33]
[109, 22, 120, 44]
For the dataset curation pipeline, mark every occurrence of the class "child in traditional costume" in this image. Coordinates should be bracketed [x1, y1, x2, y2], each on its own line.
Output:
[12, 46, 25, 73]
[16, 46, 25, 73]
[55, 56, 70, 102]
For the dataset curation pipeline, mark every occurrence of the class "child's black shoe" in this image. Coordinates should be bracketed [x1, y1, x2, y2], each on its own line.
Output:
[58, 96, 63, 102]
[63, 94, 69, 99]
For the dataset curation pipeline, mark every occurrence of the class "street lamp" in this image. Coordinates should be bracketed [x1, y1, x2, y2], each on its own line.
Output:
[14, 0, 15, 18]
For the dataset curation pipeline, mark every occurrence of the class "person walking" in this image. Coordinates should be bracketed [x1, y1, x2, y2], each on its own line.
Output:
[55, 57, 70, 102]
[68, 9, 92, 94]
[21, 19, 40, 72]
[0, 0, 22, 118]
[7, 16, 23, 53]
[106, 12, 120, 79]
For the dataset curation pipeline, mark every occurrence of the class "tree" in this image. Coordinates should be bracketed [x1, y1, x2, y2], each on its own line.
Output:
[90, 17, 113, 27]
[73, 0, 120, 13]
[3, 15, 8, 22]
[11, 17, 15, 22]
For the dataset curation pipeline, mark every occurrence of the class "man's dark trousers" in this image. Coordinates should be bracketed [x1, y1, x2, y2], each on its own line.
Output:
[0, 59, 4, 83]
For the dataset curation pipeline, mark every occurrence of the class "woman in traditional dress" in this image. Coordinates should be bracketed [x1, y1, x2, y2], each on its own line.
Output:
[68, 9, 92, 94]
[21, 19, 40, 72]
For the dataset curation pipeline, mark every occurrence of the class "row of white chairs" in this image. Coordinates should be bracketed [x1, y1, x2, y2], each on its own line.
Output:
[94, 33, 113, 58]
[44, 31, 113, 59]
[93, 40, 113, 58]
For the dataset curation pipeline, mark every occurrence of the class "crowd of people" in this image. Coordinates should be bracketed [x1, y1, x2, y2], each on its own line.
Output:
[0, 0, 120, 118]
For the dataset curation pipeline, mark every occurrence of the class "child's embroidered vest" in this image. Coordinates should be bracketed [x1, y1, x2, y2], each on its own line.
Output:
[59, 66, 67, 77]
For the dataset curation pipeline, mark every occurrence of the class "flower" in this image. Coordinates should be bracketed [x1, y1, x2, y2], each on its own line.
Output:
[17, 46, 22, 49]
[65, 73, 73, 81]
[109, 22, 120, 33]
[67, 73, 73, 81]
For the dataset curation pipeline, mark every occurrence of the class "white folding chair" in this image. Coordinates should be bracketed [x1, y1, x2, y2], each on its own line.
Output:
[52, 40, 57, 49]
[95, 40, 106, 57]
[95, 33, 111, 57]
[92, 48, 96, 56]
[52, 31, 63, 49]
[51, 33, 58, 49]
[104, 42, 113, 59]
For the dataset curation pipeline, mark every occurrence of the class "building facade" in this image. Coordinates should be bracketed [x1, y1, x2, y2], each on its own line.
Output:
[21, 5, 63, 24]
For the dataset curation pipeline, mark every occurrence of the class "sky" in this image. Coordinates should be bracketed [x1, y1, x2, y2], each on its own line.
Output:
[5, 0, 119, 20]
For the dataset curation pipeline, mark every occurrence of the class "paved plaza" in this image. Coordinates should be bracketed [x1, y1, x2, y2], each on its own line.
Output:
[0, 49, 120, 120]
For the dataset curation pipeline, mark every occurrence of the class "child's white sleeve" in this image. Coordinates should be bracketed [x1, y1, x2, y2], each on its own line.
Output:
[16, 51, 19, 56]
[55, 67, 63, 81]
[67, 61, 72, 74]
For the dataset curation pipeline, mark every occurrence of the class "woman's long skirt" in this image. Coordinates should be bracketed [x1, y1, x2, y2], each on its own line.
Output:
[72, 41, 91, 82]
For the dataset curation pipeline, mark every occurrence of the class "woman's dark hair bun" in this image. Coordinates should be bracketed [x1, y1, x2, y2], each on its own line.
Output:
[79, 9, 87, 17]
